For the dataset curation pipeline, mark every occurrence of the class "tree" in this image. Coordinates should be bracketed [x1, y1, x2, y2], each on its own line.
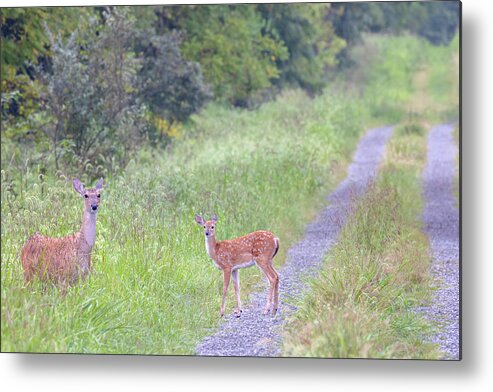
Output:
[329, 1, 460, 51]
[136, 31, 211, 143]
[35, 8, 145, 175]
[326, 2, 376, 67]
[1, 7, 89, 73]
[258, 3, 345, 94]
[154, 4, 289, 106]
[415, 1, 460, 46]
[1, 7, 93, 123]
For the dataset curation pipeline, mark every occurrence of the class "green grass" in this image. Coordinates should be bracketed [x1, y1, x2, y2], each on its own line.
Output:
[395, 122, 426, 137]
[1, 89, 363, 354]
[342, 33, 459, 127]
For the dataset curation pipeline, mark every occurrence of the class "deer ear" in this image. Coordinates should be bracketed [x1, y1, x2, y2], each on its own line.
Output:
[195, 215, 205, 225]
[95, 177, 104, 190]
[73, 178, 85, 195]
[212, 213, 217, 222]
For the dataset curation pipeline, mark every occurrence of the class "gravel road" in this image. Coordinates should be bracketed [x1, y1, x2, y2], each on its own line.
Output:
[419, 123, 460, 360]
[196, 126, 393, 357]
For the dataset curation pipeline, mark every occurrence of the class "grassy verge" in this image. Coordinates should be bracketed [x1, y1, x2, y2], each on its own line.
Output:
[282, 125, 440, 359]
[342, 33, 459, 128]
[1, 89, 362, 354]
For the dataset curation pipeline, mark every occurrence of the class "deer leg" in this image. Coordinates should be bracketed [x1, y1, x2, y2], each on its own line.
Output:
[264, 273, 274, 315]
[265, 264, 280, 314]
[58, 275, 69, 297]
[220, 268, 232, 317]
[257, 259, 275, 315]
[23, 268, 33, 284]
[23, 268, 34, 289]
[231, 269, 242, 317]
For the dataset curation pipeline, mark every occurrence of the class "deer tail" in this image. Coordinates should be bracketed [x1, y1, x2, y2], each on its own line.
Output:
[273, 237, 280, 258]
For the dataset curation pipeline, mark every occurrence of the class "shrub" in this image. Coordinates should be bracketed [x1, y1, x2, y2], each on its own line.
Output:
[32, 8, 145, 178]
[136, 31, 212, 144]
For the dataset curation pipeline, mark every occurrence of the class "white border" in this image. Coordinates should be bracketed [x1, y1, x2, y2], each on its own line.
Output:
[2, 0, 493, 391]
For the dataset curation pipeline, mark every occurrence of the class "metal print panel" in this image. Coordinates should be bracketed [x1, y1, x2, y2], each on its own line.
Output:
[1, 1, 461, 359]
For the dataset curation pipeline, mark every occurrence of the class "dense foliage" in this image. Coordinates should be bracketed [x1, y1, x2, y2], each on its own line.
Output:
[163, 5, 290, 106]
[1, 2, 460, 179]
[38, 9, 145, 173]
[136, 31, 211, 143]
[330, 1, 460, 66]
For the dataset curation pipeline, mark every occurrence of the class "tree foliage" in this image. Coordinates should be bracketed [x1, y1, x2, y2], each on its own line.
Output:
[136, 31, 211, 141]
[1, 7, 89, 72]
[331, 1, 460, 50]
[154, 5, 289, 106]
[258, 3, 345, 94]
[1, 3, 460, 179]
[414, 1, 460, 46]
[1, 8, 91, 122]
[35, 8, 145, 175]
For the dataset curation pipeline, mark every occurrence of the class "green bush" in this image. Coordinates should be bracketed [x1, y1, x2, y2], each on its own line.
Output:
[136, 31, 212, 144]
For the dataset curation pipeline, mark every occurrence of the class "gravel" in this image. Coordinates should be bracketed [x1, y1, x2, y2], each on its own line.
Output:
[418, 123, 460, 360]
[196, 126, 394, 357]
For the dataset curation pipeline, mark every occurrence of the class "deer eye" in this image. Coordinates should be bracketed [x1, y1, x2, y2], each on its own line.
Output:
[97, 194, 101, 198]
[203, 226, 206, 228]
[211, 226, 214, 229]
[84, 194, 89, 199]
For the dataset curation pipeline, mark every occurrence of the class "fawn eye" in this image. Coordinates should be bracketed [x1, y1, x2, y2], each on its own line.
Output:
[203, 226, 206, 228]
[97, 194, 101, 198]
[84, 194, 89, 199]
[211, 226, 214, 229]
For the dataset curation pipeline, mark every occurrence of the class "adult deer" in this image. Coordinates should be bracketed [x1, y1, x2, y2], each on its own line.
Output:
[195, 214, 280, 317]
[21, 178, 104, 290]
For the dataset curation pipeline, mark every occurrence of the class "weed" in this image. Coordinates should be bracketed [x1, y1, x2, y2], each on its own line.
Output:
[396, 122, 426, 137]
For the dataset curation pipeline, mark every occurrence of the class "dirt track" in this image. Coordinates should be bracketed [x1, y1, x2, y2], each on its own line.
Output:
[419, 123, 460, 360]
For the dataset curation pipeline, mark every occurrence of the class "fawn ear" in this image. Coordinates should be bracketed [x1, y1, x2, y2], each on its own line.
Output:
[95, 177, 104, 190]
[211, 213, 217, 222]
[195, 215, 205, 226]
[73, 178, 85, 195]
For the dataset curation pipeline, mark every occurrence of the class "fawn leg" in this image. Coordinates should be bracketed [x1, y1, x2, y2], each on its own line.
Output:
[58, 279, 69, 297]
[265, 264, 280, 314]
[220, 268, 232, 317]
[231, 269, 242, 317]
[257, 259, 274, 315]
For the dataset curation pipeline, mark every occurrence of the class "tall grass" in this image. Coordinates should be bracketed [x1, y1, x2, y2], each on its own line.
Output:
[1, 89, 363, 354]
[342, 33, 459, 126]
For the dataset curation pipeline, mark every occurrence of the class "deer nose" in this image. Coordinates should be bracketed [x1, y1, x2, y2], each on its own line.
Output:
[91, 205, 98, 211]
